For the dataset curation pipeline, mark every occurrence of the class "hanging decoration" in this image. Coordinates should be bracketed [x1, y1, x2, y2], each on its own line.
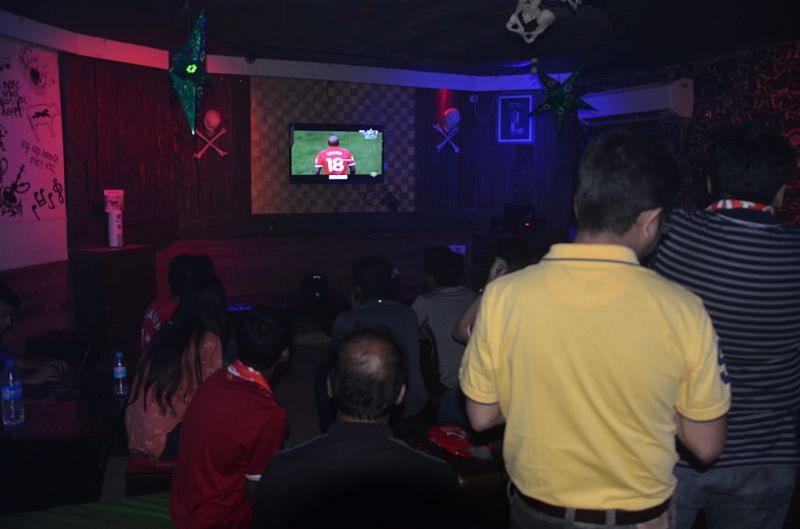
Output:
[506, 0, 555, 44]
[169, 11, 212, 135]
[530, 68, 594, 132]
[433, 107, 461, 153]
[506, 0, 585, 44]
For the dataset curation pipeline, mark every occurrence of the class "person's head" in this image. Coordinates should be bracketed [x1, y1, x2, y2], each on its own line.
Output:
[0, 281, 19, 338]
[575, 129, 679, 256]
[236, 306, 292, 375]
[173, 270, 228, 340]
[328, 328, 407, 422]
[423, 245, 463, 288]
[709, 125, 796, 206]
[328, 135, 340, 147]
[351, 256, 394, 304]
[168, 254, 213, 297]
[133, 270, 228, 414]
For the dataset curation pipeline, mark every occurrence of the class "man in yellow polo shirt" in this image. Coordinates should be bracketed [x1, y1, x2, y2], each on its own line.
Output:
[460, 130, 730, 528]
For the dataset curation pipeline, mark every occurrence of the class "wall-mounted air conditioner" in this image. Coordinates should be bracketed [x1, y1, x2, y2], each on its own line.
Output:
[578, 79, 694, 126]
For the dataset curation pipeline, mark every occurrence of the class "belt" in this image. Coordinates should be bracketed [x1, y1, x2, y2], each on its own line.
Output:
[512, 485, 670, 525]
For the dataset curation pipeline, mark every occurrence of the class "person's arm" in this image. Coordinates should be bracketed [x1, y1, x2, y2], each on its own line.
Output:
[453, 295, 480, 344]
[676, 413, 726, 464]
[466, 398, 505, 431]
[243, 477, 260, 499]
[674, 306, 730, 464]
[453, 257, 508, 344]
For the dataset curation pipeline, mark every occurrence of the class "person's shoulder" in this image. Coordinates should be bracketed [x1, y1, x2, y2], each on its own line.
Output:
[637, 265, 705, 312]
[264, 434, 329, 470]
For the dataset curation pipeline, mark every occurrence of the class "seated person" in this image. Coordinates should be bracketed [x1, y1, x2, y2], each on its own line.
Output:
[170, 306, 290, 529]
[126, 271, 226, 460]
[453, 244, 533, 345]
[253, 328, 464, 529]
[0, 281, 69, 385]
[318, 256, 427, 430]
[141, 254, 212, 351]
[411, 246, 476, 423]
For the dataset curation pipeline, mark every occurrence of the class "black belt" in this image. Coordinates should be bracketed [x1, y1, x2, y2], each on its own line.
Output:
[512, 485, 670, 525]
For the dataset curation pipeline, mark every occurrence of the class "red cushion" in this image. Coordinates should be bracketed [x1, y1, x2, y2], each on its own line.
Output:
[126, 451, 177, 474]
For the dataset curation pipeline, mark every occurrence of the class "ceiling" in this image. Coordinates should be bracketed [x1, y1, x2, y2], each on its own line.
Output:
[2, 0, 799, 77]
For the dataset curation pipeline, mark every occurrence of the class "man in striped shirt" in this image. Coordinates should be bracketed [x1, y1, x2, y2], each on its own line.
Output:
[652, 125, 800, 529]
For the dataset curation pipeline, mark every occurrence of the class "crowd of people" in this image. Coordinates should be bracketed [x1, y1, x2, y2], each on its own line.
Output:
[1, 124, 797, 529]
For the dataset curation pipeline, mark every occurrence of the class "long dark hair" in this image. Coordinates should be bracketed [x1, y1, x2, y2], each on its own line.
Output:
[131, 271, 227, 414]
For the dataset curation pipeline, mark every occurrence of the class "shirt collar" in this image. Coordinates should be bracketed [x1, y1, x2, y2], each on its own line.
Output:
[327, 421, 394, 438]
[543, 243, 640, 266]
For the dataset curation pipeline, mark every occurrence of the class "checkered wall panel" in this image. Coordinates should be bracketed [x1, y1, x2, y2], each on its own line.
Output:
[251, 77, 416, 214]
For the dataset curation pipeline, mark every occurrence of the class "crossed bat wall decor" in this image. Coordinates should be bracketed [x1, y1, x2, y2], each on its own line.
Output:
[193, 109, 228, 159]
[433, 123, 460, 153]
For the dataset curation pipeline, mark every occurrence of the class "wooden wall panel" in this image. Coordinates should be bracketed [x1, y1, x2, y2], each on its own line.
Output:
[60, 54, 250, 249]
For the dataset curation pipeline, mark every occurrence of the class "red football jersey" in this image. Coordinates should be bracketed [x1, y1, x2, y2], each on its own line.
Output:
[315, 146, 355, 178]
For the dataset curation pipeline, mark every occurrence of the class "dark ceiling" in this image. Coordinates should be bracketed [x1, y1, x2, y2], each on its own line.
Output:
[2, 0, 799, 77]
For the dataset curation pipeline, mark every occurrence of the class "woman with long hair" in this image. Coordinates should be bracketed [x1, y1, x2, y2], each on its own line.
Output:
[126, 271, 227, 460]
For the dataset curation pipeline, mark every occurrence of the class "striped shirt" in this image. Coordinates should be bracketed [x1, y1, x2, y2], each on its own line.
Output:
[652, 208, 800, 467]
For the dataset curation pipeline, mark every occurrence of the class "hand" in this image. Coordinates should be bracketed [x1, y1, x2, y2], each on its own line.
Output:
[24, 360, 70, 385]
[487, 258, 509, 283]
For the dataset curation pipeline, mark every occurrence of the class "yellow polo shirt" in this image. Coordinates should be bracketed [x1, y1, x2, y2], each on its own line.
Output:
[460, 243, 730, 510]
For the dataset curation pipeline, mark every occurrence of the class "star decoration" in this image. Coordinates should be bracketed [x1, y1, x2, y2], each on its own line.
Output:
[531, 68, 594, 132]
[169, 11, 212, 135]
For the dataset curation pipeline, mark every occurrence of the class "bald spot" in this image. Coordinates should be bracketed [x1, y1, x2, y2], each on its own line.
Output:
[338, 335, 393, 383]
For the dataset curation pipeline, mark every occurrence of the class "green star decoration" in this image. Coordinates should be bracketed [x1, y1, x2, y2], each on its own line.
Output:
[169, 11, 212, 135]
[531, 68, 594, 132]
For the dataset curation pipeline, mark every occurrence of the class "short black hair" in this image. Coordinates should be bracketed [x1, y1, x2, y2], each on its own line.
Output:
[0, 281, 19, 308]
[424, 245, 463, 287]
[168, 254, 213, 296]
[352, 256, 394, 302]
[575, 129, 679, 235]
[235, 306, 292, 373]
[329, 328, 407, 420]
[710, 125, 796, 204]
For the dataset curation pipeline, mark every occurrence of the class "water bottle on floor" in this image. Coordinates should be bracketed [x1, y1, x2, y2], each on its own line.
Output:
[113, 351, 128, 397]
[2, 359, 25, 427]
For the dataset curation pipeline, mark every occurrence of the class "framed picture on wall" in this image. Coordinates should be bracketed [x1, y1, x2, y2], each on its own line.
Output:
[497, 95, 534, 143]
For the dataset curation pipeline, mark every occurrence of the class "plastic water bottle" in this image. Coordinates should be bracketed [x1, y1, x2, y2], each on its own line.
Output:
[113, 351, 128, 397]
[2, 359, 25, 427]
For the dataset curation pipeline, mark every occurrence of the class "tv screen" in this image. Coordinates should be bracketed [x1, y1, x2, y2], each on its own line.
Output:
[290, 123, 384, 183]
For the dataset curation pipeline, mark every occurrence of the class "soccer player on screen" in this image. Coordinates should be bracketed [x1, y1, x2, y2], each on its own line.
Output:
[314, 136, 356, 180]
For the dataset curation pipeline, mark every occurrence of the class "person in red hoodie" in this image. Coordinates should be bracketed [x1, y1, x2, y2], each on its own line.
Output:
[170, 306, 290, 529]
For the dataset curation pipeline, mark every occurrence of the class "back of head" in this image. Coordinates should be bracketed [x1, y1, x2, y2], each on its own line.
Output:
[330, 328, 407, 421]
[352, 256, 394, 302]
[236, 306, 292, 372]
[136, 270, 227, 413]
[328, 135, 340, 146]
[575, 129, 679, 235]
[168, 254, 213, 297]
[710, 125, 796, 204]
[424, 245, 463, 287]
[174, 271, 227, 339]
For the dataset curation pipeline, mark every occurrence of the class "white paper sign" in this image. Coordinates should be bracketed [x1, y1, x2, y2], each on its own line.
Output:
[0, 37, 67, 270]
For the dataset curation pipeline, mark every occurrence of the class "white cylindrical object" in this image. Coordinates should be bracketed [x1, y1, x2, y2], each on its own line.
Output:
[107, 210, 123, 248]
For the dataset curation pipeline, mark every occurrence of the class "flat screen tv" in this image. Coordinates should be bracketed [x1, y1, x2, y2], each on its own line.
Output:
[290, 123, 384, 183]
